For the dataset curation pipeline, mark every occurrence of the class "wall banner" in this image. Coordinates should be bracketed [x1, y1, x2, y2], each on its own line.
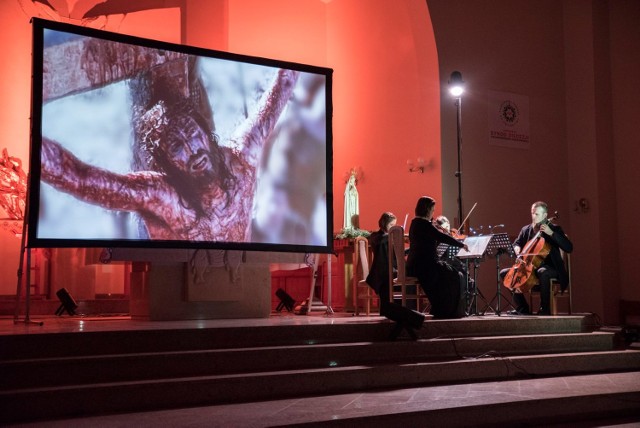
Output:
[488, 90, 530, 149]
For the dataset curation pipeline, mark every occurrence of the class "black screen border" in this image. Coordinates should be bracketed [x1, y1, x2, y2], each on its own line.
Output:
[27, 18, 334, 254]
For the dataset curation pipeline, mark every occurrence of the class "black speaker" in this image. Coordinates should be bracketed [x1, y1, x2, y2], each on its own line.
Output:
[55, 288, 78, 316]
[275, 288, 295, 312]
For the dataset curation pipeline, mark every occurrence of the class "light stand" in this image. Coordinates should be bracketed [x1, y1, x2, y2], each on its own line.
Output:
[449, 71, 465, 231]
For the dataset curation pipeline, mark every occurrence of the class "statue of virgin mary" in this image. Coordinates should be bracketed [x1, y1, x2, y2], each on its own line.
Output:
[343, 172, 359, 230]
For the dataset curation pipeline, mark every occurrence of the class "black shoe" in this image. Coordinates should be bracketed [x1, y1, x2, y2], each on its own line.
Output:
[507, 309, 531, 316]
[388, 323, 403, 341]
[536, 310, 551, 316]
[405, 326, 418, 341]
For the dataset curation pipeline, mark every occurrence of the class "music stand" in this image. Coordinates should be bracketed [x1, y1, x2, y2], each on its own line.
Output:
[437, 242, 460, 260]
[481, 233, 516, 315]
[457, 235, 493, 316]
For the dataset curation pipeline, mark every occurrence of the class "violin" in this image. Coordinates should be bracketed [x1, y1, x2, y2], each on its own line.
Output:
[503, 212, 558, 293]
[450, 228, 467, 240]
[433, 220, 467, 240]
[433, 203, 477, 241]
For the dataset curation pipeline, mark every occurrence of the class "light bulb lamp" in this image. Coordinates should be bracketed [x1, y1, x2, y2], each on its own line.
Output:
[448, 71, 465, 231]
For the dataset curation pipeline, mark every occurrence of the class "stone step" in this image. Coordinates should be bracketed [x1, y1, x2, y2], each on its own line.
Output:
[169, 372, 640, 428]
[0, 332, 616, 390]
[2, 349, 639, 424]
[0, 315, 587, 360]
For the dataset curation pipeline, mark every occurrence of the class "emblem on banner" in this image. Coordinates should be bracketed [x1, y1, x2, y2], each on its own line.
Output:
[499, 100, 519, 126]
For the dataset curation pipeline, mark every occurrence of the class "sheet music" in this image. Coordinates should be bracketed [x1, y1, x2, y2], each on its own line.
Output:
[456, 235, 493, 259]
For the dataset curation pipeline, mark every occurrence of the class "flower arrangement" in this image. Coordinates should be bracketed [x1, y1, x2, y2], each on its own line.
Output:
[334, 227, 371, 240]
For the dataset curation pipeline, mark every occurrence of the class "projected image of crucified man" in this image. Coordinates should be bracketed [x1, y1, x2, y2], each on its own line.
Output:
[41, 68, 299, 242]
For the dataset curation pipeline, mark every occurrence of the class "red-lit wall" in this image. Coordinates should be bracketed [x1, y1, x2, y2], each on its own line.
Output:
[223, 0, 441, 232]
[0, 1, 183, 299]
[3, 0, 638, 325]
[0, 0, 441, 297]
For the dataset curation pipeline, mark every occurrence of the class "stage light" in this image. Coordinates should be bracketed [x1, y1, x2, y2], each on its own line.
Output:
[448, 71, 464, 97]
[55, 288, 78, 316]
[275, 288, 296, 312]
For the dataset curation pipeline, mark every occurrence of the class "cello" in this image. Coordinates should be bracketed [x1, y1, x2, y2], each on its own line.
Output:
[503, 212, 559, 293]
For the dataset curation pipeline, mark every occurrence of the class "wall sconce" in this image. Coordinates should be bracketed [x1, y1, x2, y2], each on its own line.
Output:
[574, 197, 590, 213]
[407, 157, 425, 173]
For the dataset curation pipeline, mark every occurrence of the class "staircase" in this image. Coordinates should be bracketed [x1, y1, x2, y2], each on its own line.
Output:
[1, 314, 639, 426]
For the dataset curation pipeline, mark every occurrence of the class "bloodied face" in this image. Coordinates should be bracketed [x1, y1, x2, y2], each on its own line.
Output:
[161, 114, 216, 183]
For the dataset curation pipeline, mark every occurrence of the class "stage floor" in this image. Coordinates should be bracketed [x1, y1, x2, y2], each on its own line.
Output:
[2, 311, 392, 336]
[2, 310, 580, 337]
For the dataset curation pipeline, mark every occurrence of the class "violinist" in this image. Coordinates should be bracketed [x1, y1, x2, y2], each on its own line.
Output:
[506, 201, 573, 316]
[434, 215, 467, 272]
[434, 215, 466, 240]
[434, 215, 453, 234]
[407, 196, 469, 319]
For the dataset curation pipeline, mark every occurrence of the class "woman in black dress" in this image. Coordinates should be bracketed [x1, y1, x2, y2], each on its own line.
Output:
[406, 196, 468, 318]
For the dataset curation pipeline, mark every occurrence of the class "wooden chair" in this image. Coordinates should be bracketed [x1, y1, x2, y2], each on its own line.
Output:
[387, 225, 426, 310]
[352, 236, 377, 315]
[529, 251, 572, 315]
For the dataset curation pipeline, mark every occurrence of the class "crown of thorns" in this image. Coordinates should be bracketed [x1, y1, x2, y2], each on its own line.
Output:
[134, 100, 169, 165]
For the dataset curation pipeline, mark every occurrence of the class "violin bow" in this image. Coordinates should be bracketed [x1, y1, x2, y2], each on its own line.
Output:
[458, 202, 477, 234]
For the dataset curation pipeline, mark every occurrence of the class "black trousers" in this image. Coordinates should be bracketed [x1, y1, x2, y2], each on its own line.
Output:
[501, 265, 558, 314]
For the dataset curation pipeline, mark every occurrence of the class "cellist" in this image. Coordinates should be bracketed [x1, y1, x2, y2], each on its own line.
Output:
[506, 201, 573, 315]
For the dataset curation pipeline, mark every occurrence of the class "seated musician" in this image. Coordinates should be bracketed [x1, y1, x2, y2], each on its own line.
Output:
[406, 196, 469, 319]
[434, 215, 467, 273]
[366, 211, 397, 304]
[366, 212, 422, 340]
[505, 201, 573, 315]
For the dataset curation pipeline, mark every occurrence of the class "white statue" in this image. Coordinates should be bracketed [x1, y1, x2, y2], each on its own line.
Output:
[343, 172, 359, 230]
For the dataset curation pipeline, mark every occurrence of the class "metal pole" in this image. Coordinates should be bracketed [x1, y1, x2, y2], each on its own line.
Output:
[325, 253, 333, 315]
[455, 97, 464, 231]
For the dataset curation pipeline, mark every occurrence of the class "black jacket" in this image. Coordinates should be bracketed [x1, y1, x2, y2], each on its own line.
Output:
[365, 230, 393, 298]
[406, 217, 465, 277]
[513, 222, 573, 289]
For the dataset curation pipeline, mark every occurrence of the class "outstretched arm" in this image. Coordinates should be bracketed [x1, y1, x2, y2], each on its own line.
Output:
[229, 69, 299, 166]
[40, 137, 162, 213]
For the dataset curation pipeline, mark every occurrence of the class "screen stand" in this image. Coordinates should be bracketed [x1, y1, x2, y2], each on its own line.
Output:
[14, 177, 44, 327]
[304, 253, 333, 316]
[325, 253, 334, 315]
